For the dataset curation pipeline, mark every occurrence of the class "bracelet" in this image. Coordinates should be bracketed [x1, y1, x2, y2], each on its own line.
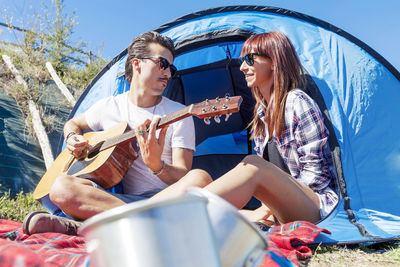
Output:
[65, 131, 77, 142]
[151, 160, 165, 176]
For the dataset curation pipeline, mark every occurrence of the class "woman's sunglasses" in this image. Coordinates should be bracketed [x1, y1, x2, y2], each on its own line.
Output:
[139, 56, 177, 77]
[239, 53, 269, 66]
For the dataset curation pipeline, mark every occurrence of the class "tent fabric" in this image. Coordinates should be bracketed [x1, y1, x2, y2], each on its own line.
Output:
[52, 5, 400, 244]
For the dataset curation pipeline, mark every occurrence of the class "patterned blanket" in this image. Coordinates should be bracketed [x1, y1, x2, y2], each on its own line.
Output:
[0, 219, 329, 267]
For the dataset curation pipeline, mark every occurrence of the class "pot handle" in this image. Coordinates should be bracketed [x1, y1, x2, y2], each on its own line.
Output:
[244, 247, 295, 267]
[244, 248, 268, 267]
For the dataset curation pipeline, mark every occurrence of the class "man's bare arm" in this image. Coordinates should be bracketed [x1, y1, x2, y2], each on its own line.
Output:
[136, 116, 194, 185]
[63, 113, 91, 157]
[155, 147, 193, 185]
[63, 113, 90, 137]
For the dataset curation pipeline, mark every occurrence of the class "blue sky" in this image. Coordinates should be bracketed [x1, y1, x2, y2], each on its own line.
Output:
[1, 0, 399, 71]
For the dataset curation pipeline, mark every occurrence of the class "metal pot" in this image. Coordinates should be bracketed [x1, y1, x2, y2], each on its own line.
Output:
[79, 195, 221, 267]
[186, 187, 269, 267]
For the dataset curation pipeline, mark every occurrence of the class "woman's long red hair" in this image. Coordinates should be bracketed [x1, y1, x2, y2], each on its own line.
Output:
[241, 32, 306, 140]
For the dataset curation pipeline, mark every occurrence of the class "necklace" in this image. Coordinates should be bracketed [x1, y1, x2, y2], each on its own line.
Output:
[150, 100, 158, 120]
[148, 95, 161, 120]
[126, 94, 160, 128]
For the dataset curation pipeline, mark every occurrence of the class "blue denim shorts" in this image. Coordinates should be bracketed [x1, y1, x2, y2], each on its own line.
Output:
[90, 181, 161, 203]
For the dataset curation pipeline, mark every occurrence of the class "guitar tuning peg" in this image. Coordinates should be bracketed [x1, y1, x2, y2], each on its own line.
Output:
[215, 96, 221, 102]
[224, 113, 231, 121]
[214, 115, 221, 123]
[225, 94, 231, 101]
[204, 117, 211, 125]
[205, 99, 210, 105]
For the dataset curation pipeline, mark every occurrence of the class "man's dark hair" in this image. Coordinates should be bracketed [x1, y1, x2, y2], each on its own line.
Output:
[125, 31, 176, 83]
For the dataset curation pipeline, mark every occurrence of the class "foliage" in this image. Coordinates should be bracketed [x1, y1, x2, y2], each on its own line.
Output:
[0, 0, 106, 135]
[0, 190, 44, 222]
[2, 0, 95, 75]
[62, 57, 107, 97]
[20, 20, 46, 57]
[42, 0, 87, 76]
[1, 45, 105, 139]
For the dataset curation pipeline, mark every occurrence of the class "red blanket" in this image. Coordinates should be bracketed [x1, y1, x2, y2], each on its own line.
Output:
[0, 219, 329, 267]
[262, 221, 331, 266]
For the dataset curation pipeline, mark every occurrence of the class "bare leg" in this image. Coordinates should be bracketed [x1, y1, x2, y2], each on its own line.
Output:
[151, 169, 212, 201]
[49, 174, 125, 220]
[50, 169, 212, 220]
[205, 155, 321, 224]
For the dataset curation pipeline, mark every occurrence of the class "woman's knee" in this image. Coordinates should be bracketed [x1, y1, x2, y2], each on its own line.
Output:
[242, 154, 266, 166]
[236, 155, 267, 177]
[182, 169, 213, 188]
[242, 155, 278, 175]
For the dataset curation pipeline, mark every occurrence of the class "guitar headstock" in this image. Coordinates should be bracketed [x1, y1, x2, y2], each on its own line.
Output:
[190, 95, 243, 124]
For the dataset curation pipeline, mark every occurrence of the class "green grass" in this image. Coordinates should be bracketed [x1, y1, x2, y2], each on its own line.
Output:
[305, 241, 400, 266]
[0, 191, 45, 222]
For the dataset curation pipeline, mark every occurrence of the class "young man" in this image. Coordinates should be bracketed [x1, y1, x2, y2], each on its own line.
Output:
[23, 31, 211, 235]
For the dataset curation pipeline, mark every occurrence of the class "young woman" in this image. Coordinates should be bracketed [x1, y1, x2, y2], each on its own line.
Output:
[165, 31, 339, 225]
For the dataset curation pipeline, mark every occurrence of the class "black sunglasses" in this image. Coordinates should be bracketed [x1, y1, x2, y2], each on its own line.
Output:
[140, 56, 177, 77]
[239, 53, 269, 66]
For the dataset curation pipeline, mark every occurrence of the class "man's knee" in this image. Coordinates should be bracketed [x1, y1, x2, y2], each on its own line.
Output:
[49, 174, 78, 206]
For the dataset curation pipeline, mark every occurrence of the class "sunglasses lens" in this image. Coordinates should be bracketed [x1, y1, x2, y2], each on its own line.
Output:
[159, 57, 177, 76]
[170, 65, 177, 77]
[240, 54, 254, 66]
[159, 57, 169, 70]
[246, 54, 254, 65]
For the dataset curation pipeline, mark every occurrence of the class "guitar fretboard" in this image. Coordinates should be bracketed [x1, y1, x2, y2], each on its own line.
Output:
[98, 104, 193, 151]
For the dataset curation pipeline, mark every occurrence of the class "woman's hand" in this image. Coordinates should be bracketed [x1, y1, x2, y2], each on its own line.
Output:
[239, 204, 278, 226]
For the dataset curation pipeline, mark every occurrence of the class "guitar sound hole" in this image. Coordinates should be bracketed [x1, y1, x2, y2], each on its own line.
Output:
[88, 142, 103, 159]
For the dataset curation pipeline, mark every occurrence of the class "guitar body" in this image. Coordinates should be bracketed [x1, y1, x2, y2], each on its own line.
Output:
[33, 122, 138, 200]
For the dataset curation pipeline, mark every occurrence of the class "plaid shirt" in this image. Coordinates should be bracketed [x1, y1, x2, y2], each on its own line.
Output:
[254, 89, 338, 219]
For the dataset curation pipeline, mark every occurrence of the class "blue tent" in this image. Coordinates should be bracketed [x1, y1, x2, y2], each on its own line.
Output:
[51, 6, 400, 244]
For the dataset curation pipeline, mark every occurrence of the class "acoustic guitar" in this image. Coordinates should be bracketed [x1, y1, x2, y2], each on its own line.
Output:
[33, 95, 243, 200]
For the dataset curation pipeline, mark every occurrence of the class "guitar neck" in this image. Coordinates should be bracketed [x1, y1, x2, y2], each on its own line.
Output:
[100, 104, 193, 150]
